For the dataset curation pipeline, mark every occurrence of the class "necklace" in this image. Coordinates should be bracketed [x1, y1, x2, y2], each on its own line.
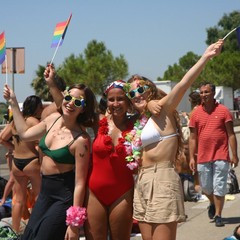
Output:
[124, 112, 150, 170]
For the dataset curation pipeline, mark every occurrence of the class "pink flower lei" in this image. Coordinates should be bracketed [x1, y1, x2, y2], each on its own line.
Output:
[124, 113, 150, 170]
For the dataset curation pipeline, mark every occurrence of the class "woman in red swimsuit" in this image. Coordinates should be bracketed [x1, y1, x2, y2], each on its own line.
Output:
[84, 80, 135, 240]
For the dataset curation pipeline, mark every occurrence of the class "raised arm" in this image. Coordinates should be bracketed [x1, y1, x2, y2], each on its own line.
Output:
[160, 39, 224, 111]
[44, 64, 64, 108]
[3, 84, 46, 141]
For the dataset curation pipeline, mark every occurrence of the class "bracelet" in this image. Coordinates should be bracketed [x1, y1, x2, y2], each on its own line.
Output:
[66, 206, 87, 227]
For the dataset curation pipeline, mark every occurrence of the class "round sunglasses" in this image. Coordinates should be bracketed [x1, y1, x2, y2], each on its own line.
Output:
[128, 85, 149, 99]
[64, 93, 85, 108]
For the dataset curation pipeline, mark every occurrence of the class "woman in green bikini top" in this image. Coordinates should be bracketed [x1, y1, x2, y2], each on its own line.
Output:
[3, 82, 97, 240]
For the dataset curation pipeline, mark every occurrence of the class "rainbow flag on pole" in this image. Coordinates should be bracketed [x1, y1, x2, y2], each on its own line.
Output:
[51, 13, 72, 48]
[0, 32, 6, 64]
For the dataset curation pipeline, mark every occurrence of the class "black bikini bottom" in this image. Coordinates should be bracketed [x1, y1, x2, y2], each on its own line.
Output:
[13, 156, 38, 171]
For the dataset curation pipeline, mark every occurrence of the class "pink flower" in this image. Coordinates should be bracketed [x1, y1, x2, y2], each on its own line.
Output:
[132, 138, 142, 148]
[123, 113, 150, 170]
[127, 162, 138, 170]
[66, 206, 87, 227]
[125, 145, 132, 155]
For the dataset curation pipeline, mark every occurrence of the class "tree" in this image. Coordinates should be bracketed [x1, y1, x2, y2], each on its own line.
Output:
[31, 40, 128, 96]
[158, 52, 203, 89]
[31, 65, 51, 101]
[57, 40, 128, 94]
[158, 11, 240, 90]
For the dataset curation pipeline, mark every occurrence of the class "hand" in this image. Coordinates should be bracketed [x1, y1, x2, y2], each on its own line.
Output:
[203, 39, 224, 60]
[147, 100, 162, 116]
[64, 225, 80, 240]
[44, 64, 56, 86]
[231, 156, 239, 168]
[3, 84, 16, 103]
[189, 158, 196, 174]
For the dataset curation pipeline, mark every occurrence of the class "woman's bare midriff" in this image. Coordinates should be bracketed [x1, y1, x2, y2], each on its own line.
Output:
[141, 136, 178, 167]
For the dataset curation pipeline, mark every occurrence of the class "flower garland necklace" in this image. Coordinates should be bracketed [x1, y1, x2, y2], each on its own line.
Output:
[124, 112, 151, 170]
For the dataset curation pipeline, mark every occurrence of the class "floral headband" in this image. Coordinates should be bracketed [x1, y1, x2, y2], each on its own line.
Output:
[104, 80, 126, 95]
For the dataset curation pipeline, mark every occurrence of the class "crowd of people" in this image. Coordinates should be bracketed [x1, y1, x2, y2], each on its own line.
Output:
[0, 38, 238, 240]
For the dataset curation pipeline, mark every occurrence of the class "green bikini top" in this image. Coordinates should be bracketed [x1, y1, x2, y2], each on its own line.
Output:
[39, 116, 82, 164]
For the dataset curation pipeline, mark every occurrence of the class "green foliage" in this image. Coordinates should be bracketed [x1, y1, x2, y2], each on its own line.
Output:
[31, 40, 128, 97]
[162, 52, 200, 83]
[57, 40, 128, 95]
[206, 11, 240, 51]
[31, 65, 52, 101]
[0, 102, 9, 124]
[160, 11, 240, 90]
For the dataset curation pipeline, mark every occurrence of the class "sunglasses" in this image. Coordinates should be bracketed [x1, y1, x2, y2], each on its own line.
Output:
[64, 93, 85, 108]
[128, 85, 149, 99]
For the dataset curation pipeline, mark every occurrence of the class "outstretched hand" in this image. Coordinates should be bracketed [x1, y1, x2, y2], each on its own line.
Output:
[203, 39, 224, 59]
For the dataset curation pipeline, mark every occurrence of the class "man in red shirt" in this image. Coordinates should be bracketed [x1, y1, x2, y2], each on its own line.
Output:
[189, 82, 239, 227]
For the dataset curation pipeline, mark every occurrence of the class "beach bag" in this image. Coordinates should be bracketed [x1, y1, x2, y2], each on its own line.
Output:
[227, 168, 240, 194]
[180, 174, 198, 202]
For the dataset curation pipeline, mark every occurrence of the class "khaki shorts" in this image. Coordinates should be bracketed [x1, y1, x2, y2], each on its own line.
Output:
[133, 161, 186, 223]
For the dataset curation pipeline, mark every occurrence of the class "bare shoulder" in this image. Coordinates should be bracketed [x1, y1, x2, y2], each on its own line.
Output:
[76, 130, 90, 144]
[41, 112, 61, 124]
[73, 130, 91, 151]
[41, 103, 58, 120]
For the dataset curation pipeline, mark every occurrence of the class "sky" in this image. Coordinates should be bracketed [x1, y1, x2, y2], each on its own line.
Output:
[0, 1, 239, 103]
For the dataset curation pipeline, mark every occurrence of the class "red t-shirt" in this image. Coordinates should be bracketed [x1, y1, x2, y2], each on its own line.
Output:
[189, 102, 233, 163]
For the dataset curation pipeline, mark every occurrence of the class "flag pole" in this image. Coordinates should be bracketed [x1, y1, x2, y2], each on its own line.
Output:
[223, 27, 237, 40]
[50, 38, 62, 65]
[5, 52, 7, 85]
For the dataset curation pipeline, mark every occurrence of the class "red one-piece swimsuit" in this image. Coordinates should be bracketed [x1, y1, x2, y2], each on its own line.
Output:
[88, 117, 134, 206]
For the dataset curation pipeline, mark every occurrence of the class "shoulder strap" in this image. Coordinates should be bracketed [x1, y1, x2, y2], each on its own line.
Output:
[68, 129, 84, 147]
[47, 115, 62, 134]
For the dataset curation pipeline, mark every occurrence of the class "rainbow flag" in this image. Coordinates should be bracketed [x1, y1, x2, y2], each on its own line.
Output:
[0, 32, 6, 64]
[51, 13, 72, 48]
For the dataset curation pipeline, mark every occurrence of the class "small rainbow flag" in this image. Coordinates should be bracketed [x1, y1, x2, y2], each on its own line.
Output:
[0, 32, 6, 65]
[51, 13, 72, 48]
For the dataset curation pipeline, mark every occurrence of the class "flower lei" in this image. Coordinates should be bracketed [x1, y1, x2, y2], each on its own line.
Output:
[66, 206, 87, 227]
[124, 112, 150, 170]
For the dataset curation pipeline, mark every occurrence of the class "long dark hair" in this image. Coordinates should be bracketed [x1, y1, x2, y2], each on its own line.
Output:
[13, 95, 42, 143]
[22, 95, 42, 118]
